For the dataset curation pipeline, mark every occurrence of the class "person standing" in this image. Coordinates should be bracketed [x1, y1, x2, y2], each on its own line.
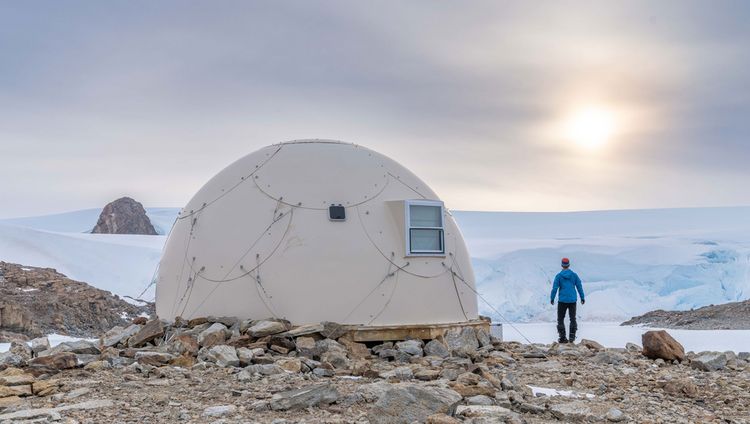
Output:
[550, 257, 585, 343]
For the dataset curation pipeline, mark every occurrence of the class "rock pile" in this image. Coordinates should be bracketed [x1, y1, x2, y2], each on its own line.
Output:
[0, 262, 152, 341]
[91, 197, 158, 235]
[1, 319, 749, 423]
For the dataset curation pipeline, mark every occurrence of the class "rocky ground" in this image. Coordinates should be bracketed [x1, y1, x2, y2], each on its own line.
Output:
[0, 262, 153, 341]
[1, 317, 749, 423]
[622, 299, 750, 330]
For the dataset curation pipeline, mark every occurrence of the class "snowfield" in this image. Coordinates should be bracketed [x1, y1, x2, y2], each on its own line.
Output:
[0, 208, 178, 300]
[1, 206, 749, 326]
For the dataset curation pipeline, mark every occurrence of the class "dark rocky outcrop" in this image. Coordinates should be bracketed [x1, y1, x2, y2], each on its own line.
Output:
[91, 197, 157, 235]
[622, 300, 750, 330]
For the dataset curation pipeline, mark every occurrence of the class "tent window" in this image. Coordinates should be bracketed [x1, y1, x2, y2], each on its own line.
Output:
[405, 200, 445, 255]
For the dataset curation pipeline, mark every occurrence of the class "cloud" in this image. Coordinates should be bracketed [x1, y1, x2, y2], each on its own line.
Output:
[0, 1, 749, 217]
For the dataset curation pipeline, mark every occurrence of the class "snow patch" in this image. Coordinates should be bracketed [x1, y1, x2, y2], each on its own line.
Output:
[528, 385, 595, 399]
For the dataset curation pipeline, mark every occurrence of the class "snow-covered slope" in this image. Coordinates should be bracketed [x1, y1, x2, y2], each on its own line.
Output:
[0, 208, 179, 300]
[453, 207, 750, 322]
[2, 206, 749, 323]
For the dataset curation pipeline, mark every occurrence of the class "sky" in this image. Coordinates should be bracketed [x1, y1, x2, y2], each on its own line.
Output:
[1, 1, 750, 218]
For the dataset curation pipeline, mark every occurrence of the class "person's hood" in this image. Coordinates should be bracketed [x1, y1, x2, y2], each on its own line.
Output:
[559, 269, 575, 279]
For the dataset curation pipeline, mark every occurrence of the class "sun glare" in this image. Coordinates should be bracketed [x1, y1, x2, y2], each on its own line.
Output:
[564, 107, 616, 150]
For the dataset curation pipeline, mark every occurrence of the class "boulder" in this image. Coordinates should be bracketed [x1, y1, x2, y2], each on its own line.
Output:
[690, 352, 728, 372]
[580, 339, 605, 351]
[444, 327, 479, 356]
[475, 328, 492, 348]
[295, 336, 317, 358]
[270, 383, 339, 411]
[247, 320, 287, 338]
[339, 338, 370, 359]
[244, 364, 285, 376]
[30, 337, 51, 354]
[593, 351, 626, 365]
[38, 340, 100, 357]
[134, 351, 175, 366]
[606, 407, 626, 422]
[202, 405, 237, 418]
[128, 319, 166, 348]
[167, 334, 200, 356]
[28, 353, 78, 374]
[662, 378, 698, 397]
[455, 405, 522, 422]
[204, 345, 239, 367]
[641, 330, 685, 361]
[424, 339, 450, 358]
[0, 352, 24, 368]
[102, 324, 141, 348]
[549, 401, 593, 422]
[396, 339, 424, 356]
[368, 383, 462, 424]
[198, 323, 228, 347]
[236, 347, 254, 366]
[320, 321, 347, 340]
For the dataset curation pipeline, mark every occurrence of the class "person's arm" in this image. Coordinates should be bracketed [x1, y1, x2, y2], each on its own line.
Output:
[550, 275, 559, 304]
[576, 274, 585, 304]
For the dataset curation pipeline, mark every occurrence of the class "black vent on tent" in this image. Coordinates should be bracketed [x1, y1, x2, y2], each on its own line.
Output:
[329, 205, 346, 221]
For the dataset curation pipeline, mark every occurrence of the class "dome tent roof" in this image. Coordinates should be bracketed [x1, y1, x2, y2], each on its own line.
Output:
[156, 139, 478, 326]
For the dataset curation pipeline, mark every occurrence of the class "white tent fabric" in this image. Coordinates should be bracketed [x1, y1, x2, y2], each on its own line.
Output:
[156, 140, 478, 326]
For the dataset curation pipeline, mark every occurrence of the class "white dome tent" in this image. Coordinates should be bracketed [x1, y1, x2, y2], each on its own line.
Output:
[156, 140, 482, 335]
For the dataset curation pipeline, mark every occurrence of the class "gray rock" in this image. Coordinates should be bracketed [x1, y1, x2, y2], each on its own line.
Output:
[367, 383, 462, 424]
[691, 352, 728, 371]
[270, 383, 339, 411]
[204, 345, 239, 367]
[606, 407, 626, 422]
[395, 339, 424, 356]
[102, 324, 141, 347]
[0, 351, 24, 367]
[424, 339, 450, 358]
[500, 377, 515, 391]
[128, 319, 166, 348]
[202, 405, 237, 417]
[247, 320, 287, 337]
[467, 395, 494, 405]
[549, 401, 593, 422]
[519, 402, 546, 414]
[444, 327, 479, 356]
[245, 364, 285, 375]
[38, 340, 100, 357]
[30, 336, 51, 354]
[354, 381, 392, 403]
[379, 366, 413, 380]
[236, 347, 254, 366]
[625, 342, 642, 352]
[198, 323, 228, 347]
[312, 367, 334, 377]
[455, 405, 523, 422]
[594, 351, 626, 365]
[475, 328, 492, 347]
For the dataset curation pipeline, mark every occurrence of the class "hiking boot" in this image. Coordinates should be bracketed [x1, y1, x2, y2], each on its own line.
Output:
[568, 333, 576, 344]
[558, 336, 569, 344]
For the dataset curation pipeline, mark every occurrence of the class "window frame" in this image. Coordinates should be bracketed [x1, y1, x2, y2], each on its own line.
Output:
[404, 199, 446, 256]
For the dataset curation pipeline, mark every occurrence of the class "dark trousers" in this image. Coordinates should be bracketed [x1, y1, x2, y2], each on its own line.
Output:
[557, 302, 577, 338]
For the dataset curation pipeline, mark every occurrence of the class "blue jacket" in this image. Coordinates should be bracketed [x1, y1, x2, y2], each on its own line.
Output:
[550, 269, 584, 303]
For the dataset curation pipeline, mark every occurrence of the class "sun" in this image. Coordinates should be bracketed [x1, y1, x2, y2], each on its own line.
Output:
[564, 107, 617, 150]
